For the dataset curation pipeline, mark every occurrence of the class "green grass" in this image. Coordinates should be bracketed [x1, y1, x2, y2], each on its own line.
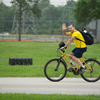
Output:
[0, 93, 100, 100]
[0, 42, 100, 77]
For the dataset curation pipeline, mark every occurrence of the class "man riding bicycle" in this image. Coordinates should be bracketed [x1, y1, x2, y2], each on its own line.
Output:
[60, 23, 87, 74]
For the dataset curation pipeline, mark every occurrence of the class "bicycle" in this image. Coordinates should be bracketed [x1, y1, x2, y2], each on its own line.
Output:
[44, 46, 100, 82]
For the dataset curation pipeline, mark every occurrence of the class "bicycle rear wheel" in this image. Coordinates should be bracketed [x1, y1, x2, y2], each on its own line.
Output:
[81, 59, 100, 82]
[44, 59, 67, 82]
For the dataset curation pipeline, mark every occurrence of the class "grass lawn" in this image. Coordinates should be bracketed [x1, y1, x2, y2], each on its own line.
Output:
[0, 93, 100, 100]
[0, 42, 100, 77]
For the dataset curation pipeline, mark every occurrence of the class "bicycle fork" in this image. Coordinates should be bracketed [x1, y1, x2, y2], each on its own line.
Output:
[55, 57, 62, 71]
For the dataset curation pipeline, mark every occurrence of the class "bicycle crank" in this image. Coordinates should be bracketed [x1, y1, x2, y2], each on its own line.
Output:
[72, 68, 80, 75]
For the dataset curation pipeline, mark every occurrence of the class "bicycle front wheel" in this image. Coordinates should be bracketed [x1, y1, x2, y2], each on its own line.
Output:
[44, 59, 67, 82]
[81, 59, 100, 82]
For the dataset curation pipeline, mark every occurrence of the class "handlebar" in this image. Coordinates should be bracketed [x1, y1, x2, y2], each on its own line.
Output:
[58, 47, 65, 53]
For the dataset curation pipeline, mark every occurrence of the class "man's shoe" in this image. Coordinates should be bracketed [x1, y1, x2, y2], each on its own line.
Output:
[79, 66, 87, 74]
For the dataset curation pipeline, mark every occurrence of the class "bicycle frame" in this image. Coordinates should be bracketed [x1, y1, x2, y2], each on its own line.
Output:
[61, 52, 93, 72]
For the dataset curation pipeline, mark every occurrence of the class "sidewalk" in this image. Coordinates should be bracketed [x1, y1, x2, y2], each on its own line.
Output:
[0, 77, 100, 95]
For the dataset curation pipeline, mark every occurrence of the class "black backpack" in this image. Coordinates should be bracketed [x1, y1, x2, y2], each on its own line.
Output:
[76, 30, 94, 45]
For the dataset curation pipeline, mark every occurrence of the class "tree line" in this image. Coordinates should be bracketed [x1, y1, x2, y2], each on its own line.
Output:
[0, 0, 100, 37]
[0, 0, 76, 36]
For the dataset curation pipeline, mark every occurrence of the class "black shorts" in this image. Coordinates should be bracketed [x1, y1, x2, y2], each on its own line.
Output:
[72, 47, 87, 58]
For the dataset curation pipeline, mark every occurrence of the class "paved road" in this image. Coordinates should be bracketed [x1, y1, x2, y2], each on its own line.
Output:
[0, 77, 100, 95]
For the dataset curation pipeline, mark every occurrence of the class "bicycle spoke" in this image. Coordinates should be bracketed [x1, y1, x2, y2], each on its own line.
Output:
[90, 72, 93, 77]
[59, 74, 63, 79]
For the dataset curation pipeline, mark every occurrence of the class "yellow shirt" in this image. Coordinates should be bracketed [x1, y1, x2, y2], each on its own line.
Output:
[69, 30, 87, 48]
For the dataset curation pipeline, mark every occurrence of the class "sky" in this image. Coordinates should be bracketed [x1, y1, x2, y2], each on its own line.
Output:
[2, 0, 71, 6]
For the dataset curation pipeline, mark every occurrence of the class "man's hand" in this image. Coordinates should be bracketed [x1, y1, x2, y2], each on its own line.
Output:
[62, 23, 69, 36]
[62, 23, 67, 31]
[60, 47, 65, 50]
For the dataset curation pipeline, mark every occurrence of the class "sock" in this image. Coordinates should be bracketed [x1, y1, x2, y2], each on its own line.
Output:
[70, 60, 73, 63]
[70, 60, 76, 67]
[82, 66, 85, 68]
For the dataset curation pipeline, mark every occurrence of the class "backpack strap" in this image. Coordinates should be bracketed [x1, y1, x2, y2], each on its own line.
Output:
[76, 38, 85, 43]
[75, 30, 86, 44]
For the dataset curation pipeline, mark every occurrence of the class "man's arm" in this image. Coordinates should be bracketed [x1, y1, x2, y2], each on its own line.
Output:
[62, 30, 69, 36]
[62, 23, 70, 36]
[60, 36, 76, 50]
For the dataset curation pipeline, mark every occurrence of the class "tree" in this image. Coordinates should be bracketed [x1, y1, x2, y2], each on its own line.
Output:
[73, 0, 100, 24]
[11, 0, 41, 41]
[0, 3, 16, 32]
[65, 0, 75, 7]
[39, 0, 50, 7]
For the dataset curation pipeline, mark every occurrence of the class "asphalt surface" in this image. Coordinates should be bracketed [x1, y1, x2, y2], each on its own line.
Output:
[0, 77, 100, 95]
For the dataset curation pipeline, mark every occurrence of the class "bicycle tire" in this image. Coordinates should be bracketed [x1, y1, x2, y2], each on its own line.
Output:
[81, 59, 100, 82]
[44, 59, 67, 82]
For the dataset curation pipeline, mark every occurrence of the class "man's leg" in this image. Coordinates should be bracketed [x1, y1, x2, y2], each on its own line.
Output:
[71, 56, 87, 74]
[69, 52, 74, 60]
[71, 56, 84, 67]
[69, 48, 87, 74]
[67, 52, 75, 72]
[69, 51, 84, 67]
[69, 48, 76, 61]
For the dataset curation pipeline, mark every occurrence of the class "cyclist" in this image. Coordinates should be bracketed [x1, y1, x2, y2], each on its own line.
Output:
[60, 23, 87, 74]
